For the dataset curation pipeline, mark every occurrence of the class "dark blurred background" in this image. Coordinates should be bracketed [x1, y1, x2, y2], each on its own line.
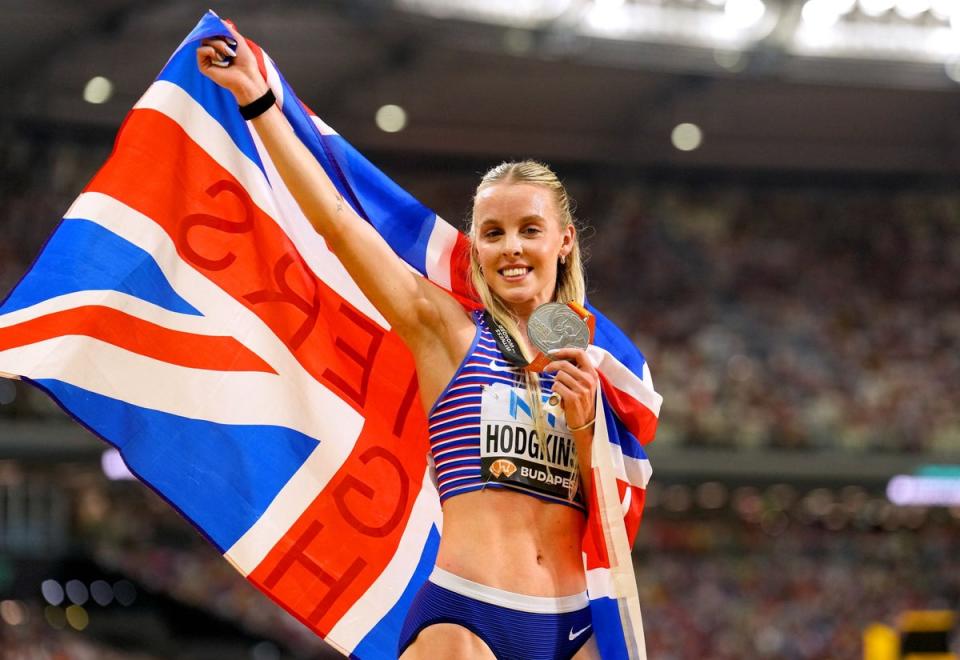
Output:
[1, 1, 959, 658]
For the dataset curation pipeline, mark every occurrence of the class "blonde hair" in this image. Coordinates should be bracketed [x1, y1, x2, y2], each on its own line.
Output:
[468, 160, 587, 496]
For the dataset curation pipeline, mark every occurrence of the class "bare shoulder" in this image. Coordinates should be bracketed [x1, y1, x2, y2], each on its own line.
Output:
[405, 280, 477, 407]
[408, 278, 476, 349]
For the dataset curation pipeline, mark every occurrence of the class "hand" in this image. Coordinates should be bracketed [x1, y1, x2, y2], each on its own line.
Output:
[543, 347, 598, 432]
[196, 21, 269, 105]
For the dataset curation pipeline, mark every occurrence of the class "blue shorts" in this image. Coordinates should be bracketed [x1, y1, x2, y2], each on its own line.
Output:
[398, 567, 592, 660]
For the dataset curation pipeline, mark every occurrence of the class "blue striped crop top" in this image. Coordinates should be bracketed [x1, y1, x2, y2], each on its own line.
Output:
[428, 310, 584, 511]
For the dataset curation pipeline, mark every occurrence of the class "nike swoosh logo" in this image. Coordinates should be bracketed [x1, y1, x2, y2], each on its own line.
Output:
[488, 360, 516, 373]
[568, 624, 592, 641]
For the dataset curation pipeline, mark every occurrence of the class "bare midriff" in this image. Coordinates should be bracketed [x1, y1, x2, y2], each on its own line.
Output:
[434, 487, 586, 597]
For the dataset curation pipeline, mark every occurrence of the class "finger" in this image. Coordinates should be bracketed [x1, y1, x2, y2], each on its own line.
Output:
[223, 20, 247, 50]
[197, 43, 234, 70]
[548, 346, 588, 360]
[544, 359, 580, 375]
[546, 360, 592, 387]
[201, 38, 236, 58]
[196, 44, 221, 68]
[551, 369, 586, 395]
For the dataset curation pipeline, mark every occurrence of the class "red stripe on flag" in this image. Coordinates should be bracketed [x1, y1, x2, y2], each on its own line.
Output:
[599, 372, 658, 445]
[0, 306, 274, 373]
[450, 233, 478, 306]
[623, 482, 646, 544]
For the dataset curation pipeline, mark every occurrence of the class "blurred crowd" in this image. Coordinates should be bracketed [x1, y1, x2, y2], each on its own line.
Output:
[1, 132, 959, 457]
[637, 512, 960, 660]
[585, 181, 960, 455]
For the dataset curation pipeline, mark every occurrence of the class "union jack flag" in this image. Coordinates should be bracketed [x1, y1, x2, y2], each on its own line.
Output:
[0, 12, 661, 658]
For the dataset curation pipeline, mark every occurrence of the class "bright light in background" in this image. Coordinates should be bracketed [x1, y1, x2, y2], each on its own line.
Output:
[65, 580, 89, 606]
[101, 448, 135, 480]
[587, 0, 627, 34]
[83, 76, 113, 104]
[90, 580, 114, 606]
[0, 600, 26, 626]
[802, 0, 841, 29]
[931, 0, 956, 21]
[671, 122, 703, 151]
[894, 0, 931, 19]
[887, 474, 960, 506]
[65, 605, 89, 631]
[724, 0, 766, 30]
[375, 104, 407, 133]
[859, 0, 895, 17]
[41, 580, 64, 606]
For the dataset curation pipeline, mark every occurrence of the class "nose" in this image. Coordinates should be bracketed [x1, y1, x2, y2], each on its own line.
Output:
[503, 232, 522, 255]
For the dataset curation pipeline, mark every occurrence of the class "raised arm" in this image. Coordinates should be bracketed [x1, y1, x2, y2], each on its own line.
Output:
[196, 25, 465, 350]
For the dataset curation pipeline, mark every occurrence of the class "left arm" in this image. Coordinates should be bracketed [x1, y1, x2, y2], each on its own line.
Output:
[544, 348, 598, 496]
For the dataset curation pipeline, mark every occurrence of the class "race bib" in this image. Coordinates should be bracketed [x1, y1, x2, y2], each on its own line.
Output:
[480, 382, 579, 501]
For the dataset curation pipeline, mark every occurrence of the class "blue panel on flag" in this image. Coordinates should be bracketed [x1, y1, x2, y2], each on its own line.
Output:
[157, 47, 265, 174]
[277, 89, 436, 274]
[0, 219, 200, 316]
[34, 378, 319, 551]
[589, 596, 630, 660]
[604, 405, 648, 461]
[351, 525, 441, 659]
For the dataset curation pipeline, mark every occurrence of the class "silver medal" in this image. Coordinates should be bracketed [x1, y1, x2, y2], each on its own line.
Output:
[527, 303, 590, 355]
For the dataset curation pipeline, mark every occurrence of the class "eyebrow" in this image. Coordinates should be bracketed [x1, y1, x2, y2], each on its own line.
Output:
[478, 214, 547, 228]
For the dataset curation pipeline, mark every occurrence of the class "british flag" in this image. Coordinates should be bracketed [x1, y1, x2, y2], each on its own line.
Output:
[0, 12, 661, 659]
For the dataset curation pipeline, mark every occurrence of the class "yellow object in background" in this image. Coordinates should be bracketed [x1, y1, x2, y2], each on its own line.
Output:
[898, 610, 957, 660]
[864, 623, 899, 660]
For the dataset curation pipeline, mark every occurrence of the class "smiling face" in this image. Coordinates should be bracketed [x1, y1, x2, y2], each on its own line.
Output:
[471, 182, 575, 319]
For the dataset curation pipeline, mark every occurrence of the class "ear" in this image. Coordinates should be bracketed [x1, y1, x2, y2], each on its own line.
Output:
[560, 223, 576, 258]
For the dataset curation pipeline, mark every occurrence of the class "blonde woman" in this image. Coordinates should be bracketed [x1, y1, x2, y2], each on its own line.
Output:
[199, 27, 601, 660]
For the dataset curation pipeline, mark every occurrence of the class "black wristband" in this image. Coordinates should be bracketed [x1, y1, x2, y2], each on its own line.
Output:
[239, 88, 275, 121]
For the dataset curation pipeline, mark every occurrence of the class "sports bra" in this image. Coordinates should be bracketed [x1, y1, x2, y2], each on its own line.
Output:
[427, 310, 584, 511]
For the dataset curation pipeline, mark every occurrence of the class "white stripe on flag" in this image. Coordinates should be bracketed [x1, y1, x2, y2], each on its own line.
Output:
[263, 53, 285, 110]
[621, 454, 653, 490]
[0, 290, 214, 335]
[310, 115, 339, 136]
[585, 565, 617, 600]
[589, 345, 663, 418]
[0, 336, 358, 438]
[424, 216, 460, 293]
[590, 386, 647, 659]
[326, 466, 442, 652]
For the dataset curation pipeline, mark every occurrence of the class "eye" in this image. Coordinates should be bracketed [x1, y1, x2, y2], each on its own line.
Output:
[482, 228, 503, 239]
[523, 226, 542, 236]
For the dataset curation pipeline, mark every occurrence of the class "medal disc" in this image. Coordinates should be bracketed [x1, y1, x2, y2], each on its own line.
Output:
[527, 303, 590, 355]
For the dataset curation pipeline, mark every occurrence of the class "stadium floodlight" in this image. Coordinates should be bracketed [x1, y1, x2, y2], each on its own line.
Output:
[724, 0, 767, 30]
[887, 474, 960, 506]
[395, 0, 573, 28]
[930, 0, 956, 21]
[895, 0, 931, 20]
[859, 0, 896, 17]
[801, 0, 842, 30]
